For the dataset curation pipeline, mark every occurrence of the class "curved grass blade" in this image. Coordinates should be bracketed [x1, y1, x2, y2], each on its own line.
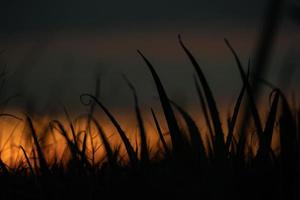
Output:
[151, 108, 171, 158]
[26, 116, 49, 175]
[0, 113, 23, 121]
[224, 39, 263, 156]
[170, 100, 206, 160]
[80, 94, 137, 165]
[50, 120, 79, 159]
[63, 106, 78, 147]
[225, 65, 250, 153]
[20, 145, 35, 176]
[89, 117, 117, 168]
[137, 50, 184, 155]
[256, 89, 280, 160]
[50, 120, 91, 170]
[179, 35, 225, 159]
[123, 75, 149, 164]
[193, 75, 213, 143]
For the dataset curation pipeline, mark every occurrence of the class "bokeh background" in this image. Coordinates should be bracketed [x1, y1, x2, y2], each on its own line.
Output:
[0, 0, 299, 115]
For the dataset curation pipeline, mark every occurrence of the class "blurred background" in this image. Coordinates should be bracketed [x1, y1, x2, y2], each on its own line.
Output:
[0, 0, 299, 115]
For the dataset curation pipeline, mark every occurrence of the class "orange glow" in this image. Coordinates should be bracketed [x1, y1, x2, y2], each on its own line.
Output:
[0, 110, 167, 168]
[0, 103, 281, 169]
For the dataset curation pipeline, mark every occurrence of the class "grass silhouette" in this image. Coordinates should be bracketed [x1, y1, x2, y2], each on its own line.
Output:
[0, 0, 299, 199]
[0, 36, 298, 199]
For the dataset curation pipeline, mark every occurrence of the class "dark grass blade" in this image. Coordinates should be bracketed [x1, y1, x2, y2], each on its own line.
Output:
[87, 77, 101, 164]
[20, 145, 35, 176]
[170, 100, 206, 160]
[256, 89, 280, 161]
[123, 75, 149, 163]
[224, 39, 263, 133]
[80, 132, 88, 164]
[151, 109, 171, 158]
[50, 120, 79, 159]
[137, 50, 184, 155]
[50, 120, 92, 171]
[0, 113, 23, 121]
[63, 106, 78, 147]
[26, 116, 49, 175]
[90, 117, 117, 168]
[224, 39, 263, 156]
[225, 66, 250, 153]
[80, 94, 137, 165]
[179, 35, 225, 159]
[193, 75, 214, 142]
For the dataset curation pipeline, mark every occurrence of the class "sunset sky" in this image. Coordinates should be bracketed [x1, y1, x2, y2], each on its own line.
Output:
[0, 0, 299, 114]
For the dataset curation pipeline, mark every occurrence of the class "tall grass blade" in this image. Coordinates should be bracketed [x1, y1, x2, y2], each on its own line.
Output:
[193, 76, 213, 142]
[225, 65, 249, 153]
[225, 83, 246, 153]
[151, 109, 171, 158]
[81, 132, 88, 164]
[50, 120, 79, 159]
[90, 117, 116, 167]
[63, 106, 78, 147]
[50, 120, 91, 170]
[26, 116, 49, 175]
[137, 50, 184, 155]
[256, 89, 280, 160]
[123, 75, 149, 164]
[179, 35, 225, 159]
[20, 145, 35, 176]
[80, 94, 137, 165]
[224, 39, 263, 156]
[170, 100, 206, 160]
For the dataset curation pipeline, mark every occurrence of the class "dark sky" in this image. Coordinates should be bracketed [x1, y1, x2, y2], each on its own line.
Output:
[1, 0, 267, 32]
[0, 0, 299, 115]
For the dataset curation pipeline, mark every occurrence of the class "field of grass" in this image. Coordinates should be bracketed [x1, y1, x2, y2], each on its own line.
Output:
[0, 34, 298, 200]
[0, 0, 299, 199]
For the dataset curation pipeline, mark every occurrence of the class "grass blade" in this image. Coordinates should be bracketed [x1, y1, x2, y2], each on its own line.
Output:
[256, 89, 280, 160]
[80, 94, 137, 165]
[224, 39, 263, 156]
[179, 35, 225, 159]
[225, 65, 249, 153]
[26, 116, 49, 175]
[20, 145, 35, 176]
[91, 118, 117, 167]
[170, 100, 206, 161]
[63, 106, 78, 147]
[123, 75, 149, 164]
[50, 120, 91, 170]
[137, 50, 184, 155]
[151, 108, 171, 158]
[193, 75, 214, 143]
